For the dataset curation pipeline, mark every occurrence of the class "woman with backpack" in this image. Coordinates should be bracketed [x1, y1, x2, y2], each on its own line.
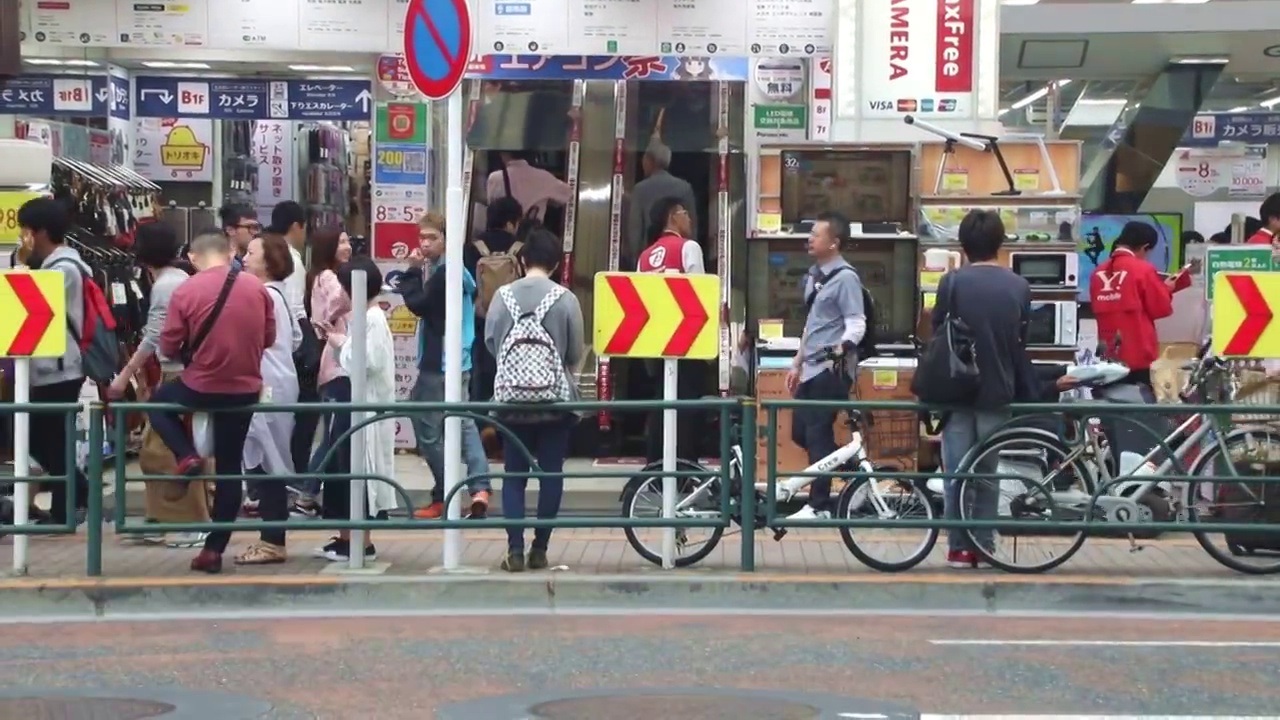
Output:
[484, 229, 585, 573]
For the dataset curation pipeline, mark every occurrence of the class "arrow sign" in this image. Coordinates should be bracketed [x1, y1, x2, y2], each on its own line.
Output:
[593, 272, 719, 360]
[0, 270, 66, 359]
[141, 89, 173, 104]
[1222, 274, 1274, 355]
[95, 87, 109, 103]
[355, 88, 372, 112]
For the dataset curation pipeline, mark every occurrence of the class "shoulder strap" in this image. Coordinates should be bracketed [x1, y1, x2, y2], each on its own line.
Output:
[473, 240, 491, 257]
[501, 162, 513, 199]
[45, 257, 87, 343]
[533, 285, 565, 323]
[509, 241, 524, 255]
[498, 284, 521, 318]
[189, 267, 241, 358]
[805, 266, 849, 311]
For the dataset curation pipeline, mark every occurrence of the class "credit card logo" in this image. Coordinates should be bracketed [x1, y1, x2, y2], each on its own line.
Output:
[896, 98, 917, 112]
[938, 98, 957, 112]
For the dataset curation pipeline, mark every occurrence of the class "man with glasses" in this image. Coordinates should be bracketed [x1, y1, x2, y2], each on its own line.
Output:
[219, 201, 260, 267]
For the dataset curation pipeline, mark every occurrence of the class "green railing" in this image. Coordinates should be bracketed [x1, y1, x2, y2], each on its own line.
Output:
[4, 396, 1280, 577]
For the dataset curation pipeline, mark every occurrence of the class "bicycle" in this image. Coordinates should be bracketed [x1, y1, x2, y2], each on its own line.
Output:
[952, 346, 1280, 575]
[621, 348, 938, 571]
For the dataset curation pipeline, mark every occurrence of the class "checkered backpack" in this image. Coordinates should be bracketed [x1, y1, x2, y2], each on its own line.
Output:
[493, 284, 571, 404]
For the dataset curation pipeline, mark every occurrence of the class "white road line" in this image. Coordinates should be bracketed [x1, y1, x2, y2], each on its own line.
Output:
[920, 716, 1278, 719]
[930, 640, 1280, 648]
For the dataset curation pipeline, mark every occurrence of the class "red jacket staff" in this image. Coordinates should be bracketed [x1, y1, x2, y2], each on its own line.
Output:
[1090, 222, 1180, 375]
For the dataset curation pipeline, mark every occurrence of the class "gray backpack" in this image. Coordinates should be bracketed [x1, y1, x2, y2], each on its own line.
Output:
[493, 285, 571, 404]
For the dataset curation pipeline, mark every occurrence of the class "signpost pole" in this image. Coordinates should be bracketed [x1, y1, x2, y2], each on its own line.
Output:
[661, 358, 677, 570]
[441, 85, 465, 572]
[348, 270, 368, 571]
[11, 357, 28, 575]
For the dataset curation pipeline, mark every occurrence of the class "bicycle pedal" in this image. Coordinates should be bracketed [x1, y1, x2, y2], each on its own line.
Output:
[772, 527, 788, 541]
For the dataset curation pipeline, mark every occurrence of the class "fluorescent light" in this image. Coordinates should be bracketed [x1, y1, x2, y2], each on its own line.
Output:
[1261, 95, 1280, 108]
[1133, 0, 1211, 3]
[288, 64, 357, 72]
[142, 61, 211, 69]
[1001, 0, 1040, 4]
[1009, 79, 1070, 111]
[1227, 106, 1251, 113]
[998, 107, 1011, 116]
[1076, 98, 1126, 106]
[1171, 56, 1229, 65]
[24, 58, 98, 67]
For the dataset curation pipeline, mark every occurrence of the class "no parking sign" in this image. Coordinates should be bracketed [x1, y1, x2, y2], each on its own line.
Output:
[403, 0, 472, 101]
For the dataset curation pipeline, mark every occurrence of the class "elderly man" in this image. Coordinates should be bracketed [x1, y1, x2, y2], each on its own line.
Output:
[628, 137, 698, 267]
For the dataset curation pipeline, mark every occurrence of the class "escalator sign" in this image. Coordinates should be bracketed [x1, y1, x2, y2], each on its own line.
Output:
[402, 0, 472, 101]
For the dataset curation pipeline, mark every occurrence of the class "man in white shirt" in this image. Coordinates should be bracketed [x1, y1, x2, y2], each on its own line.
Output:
[267, 201, 309, 319]
[485, 151, 573, 223]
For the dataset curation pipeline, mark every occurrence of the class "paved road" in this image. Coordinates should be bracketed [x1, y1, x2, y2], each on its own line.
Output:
[1, 612, 1277, 718]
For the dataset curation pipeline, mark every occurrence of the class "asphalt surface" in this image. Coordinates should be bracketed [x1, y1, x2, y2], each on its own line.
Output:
[1, 611, 1277, 719]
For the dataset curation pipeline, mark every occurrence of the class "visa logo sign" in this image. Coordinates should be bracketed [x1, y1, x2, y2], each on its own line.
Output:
[867, 100, 893, 111]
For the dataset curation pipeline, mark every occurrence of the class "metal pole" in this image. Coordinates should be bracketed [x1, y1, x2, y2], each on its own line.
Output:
[348, 269, 368, 571]
[661, 358, 678, 569]
[442, 85, 465, 571]
[12, 358, 29, 574]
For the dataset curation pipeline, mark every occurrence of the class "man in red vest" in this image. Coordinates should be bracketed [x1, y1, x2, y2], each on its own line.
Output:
[1247, 193, 1280, 246]
[637, 196, 704, 274]
[636, 195, 707, 461]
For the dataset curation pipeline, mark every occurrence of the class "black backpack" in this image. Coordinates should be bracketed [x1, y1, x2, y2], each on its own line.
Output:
[910, 276, 980, 404]
[805, 266, 877, 358]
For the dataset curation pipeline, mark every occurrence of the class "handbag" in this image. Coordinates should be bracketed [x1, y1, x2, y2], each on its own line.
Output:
[179, 266, 240, 366]
[911, 276, 980, 404]
[268, 286, 322, 382]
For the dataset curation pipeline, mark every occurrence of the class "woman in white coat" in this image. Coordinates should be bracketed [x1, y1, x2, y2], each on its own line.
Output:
[236, 233, 302, 565]
[318, 256, 399, 559]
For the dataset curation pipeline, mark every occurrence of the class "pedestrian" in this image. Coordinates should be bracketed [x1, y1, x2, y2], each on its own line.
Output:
[628, 138, 698, 267]
[108, 222, 209, 549]
[149, 231, 275, 574]
[17, 197, 93, 526]
[398, 212, 492, 520]
[784, 210, 866, 521]
[294, 228, 353, 519]
[235, 233, 302, 565]
[218, 200, 259, 265]
[1247, 193, 1280, 246]
[313, 257, 399, 561]
[933, 210, 1030, 569]
[485, 228, 585, 572]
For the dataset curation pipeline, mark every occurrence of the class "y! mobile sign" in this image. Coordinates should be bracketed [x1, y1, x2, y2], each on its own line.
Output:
[860, 0, 976, 119]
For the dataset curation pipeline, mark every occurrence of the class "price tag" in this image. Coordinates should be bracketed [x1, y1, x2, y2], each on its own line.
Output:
[1013, 168, 1040, 192]
[940, 168, 968, 193]
[0, 191, 43, 244]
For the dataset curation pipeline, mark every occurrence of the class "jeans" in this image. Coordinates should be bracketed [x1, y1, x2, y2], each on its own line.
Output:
[147, 379, 257, 554]
[315, 378, 355, 520]
[502, 418, 572, 552]
[410, 369, 491, 503]
[30, 378, 89, 524]
[291, 380, 323, 499]
[940, 408, 1011, 554]
[790, 369, 850, 510]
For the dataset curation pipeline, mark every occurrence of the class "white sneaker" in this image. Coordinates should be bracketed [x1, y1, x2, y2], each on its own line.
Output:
[786, 505, 831, 520]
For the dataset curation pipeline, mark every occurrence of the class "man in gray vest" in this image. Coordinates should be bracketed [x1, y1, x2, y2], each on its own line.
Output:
[628, 137, 698, 267]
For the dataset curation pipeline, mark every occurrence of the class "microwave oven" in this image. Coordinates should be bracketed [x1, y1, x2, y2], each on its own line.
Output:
[1026, 301, 1078, 347]
[1009, 252, 1079, 288]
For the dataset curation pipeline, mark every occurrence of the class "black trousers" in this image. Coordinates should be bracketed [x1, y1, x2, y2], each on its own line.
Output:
[790, 369, 851, 509]
[247, 465, 288, 546]
[30, 378, 89, 523]
[289, 379, 323, 497]
[644, 359, 709, 463]
[147, 379, 257, 554]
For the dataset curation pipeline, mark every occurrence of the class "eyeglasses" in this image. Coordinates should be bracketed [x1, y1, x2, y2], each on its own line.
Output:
[237, 222, 262, 232]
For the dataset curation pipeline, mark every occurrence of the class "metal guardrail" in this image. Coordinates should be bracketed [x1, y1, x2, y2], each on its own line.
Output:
[5, 397, 1280, 577]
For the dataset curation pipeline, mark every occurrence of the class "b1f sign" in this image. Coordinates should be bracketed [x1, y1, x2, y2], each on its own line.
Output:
[859, 0, 977, 119]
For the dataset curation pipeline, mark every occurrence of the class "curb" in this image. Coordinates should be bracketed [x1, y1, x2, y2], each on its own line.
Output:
[2, 572, 1278, 618]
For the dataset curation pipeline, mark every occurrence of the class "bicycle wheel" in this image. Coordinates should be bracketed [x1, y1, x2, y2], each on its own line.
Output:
[835, 473, 938, 572]
[958, 431, 1096, 574]
[622, 459, 725, 568]
[1189, 428, 1280, 575]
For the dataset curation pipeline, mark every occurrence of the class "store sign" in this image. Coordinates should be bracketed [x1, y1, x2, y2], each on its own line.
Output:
[108, 73, 129, 120]
[134, 117, 214, 182]
[1173, 146, 1268, 199]
[374, 144, 428, 186]
[1205, 246, 1277, 301]
[0, 74, 109, 116]
[133, 76, 373, 121]
[403, 0, 471, 101]
[1182, 113, 1280, 148]
[252, 120, 296, 213]
[857, 0, 977, 119]
[465, 54, 749, 81]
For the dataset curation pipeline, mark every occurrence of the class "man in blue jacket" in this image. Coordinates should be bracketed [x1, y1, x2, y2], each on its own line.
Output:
[399, 212, 493, 519]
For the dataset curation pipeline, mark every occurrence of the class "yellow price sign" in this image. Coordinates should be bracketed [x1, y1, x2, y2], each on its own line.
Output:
[0, 191, 41, 245]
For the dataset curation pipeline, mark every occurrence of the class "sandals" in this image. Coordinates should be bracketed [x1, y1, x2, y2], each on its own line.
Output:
[234, 542, 287, 565]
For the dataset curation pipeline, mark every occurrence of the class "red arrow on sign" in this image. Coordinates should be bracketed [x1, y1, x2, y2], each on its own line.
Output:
[1223, 274, 1273, 355]
[603, 275, 649, 355]
[6, 274, 54, 356]
[663, 277, 709, 356]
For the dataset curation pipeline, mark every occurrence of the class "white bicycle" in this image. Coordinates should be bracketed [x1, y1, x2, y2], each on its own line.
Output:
[622, 356, 938, 571]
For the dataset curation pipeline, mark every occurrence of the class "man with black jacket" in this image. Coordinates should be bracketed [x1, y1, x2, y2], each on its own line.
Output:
[398, 213, 492, 520]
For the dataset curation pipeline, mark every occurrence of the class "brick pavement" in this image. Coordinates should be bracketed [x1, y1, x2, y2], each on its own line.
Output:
[0, 525, 1258, 579]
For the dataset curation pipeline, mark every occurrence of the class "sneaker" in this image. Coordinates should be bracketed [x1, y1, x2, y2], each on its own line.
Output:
[786, 504, 831, 520]
[312, 538, 377, 562]
[501, 550, 524, 572]
[240, 499, 260, 518]
[469, 490, 491, 520]
[175, 455, 204, 478]
[526, 547, 548, 570]
[413, 501, 444, 520]
[166, 532, 209, 549]
[946, 550, 980, 569]
[289, 501, 319, 519]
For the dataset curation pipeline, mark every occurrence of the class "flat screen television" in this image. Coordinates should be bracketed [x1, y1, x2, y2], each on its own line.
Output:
[1077, 212, 1184, 303]
[779, 149, 914, 227]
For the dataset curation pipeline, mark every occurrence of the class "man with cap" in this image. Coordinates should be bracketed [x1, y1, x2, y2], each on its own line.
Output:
[628, 137, 698, 268]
